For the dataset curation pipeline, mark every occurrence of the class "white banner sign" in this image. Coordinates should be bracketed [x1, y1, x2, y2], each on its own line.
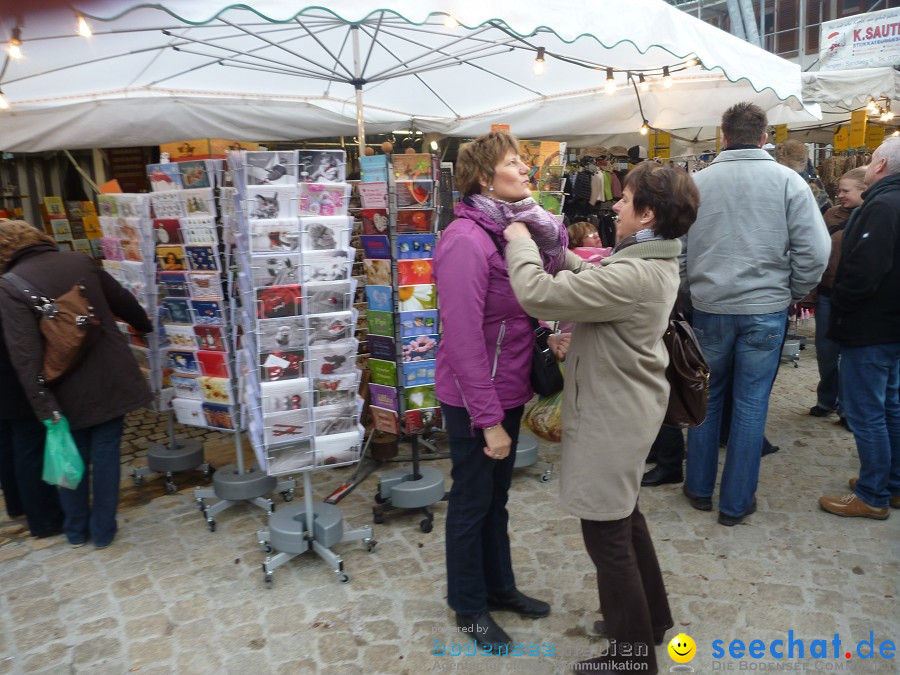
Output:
[819, 7, 900, 70]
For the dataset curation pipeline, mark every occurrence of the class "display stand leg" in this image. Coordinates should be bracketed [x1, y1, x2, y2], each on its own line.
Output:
[131, 410, 208, 493]
[193, 430, 296, 532]
[512, 431, 554, 483]
[256, 471, 375, 586]
[372, 434, 447, 532]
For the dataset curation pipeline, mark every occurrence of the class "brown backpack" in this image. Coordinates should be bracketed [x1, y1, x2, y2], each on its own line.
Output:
[1, 272, 103, 384]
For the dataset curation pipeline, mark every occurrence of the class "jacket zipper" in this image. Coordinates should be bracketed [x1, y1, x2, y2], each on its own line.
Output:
[491, 320, 506, 381]
[453, 374, 477, 435]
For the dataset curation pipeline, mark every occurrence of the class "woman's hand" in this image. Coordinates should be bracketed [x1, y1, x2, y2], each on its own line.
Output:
[483, 425, 512, 460]
[503, 221, 531, 242]
[548, 332, 571, 360]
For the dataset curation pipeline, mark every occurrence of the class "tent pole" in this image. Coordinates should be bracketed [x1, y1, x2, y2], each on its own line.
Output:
[351, 26, 366, 155]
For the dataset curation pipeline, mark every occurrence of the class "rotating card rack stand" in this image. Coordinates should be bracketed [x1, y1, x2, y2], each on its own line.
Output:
[513, 431, 553, 483]
[358, 152, 447, 532]
[229, 149, 373, 584]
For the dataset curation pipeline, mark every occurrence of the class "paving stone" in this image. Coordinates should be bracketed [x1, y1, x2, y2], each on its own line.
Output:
[124, 613, 172, 640]
[20, 642, 69, 673]
[78, 616, 119, 635]
[127, 637, 174, 666]
[13, 619, 67, 653]
[316, 632, 359, 664]
[71, 635, 123, 666]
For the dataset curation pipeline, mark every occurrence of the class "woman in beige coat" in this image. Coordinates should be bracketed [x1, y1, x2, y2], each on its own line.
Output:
[504, 162, 699, 675]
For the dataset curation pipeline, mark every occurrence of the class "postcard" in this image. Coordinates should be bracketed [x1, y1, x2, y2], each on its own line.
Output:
[402, 334, 439, 362]
[313, 432, 362, 467]
[194, 325, 226, 352]
[405, 384, 437, 410]
[308, 340, 358, 378]
[307, 311, 356, 345]
[298, 182, 350, 217]
[158, 245, 187, 271]
[392, 153, 433, 181]
[245, 150, 297, 185]
[368, 358, 398, 387]
[398, 284, 436, 312]
[397, 259, 433, 286]
[261, 378, 310, 414]
[178, 160, 212, 189]
[191, 300, 225, 325]
[186, 245, 219, 272]
[537, 191, 565, 215]
[300, 216, 350, 251]
[182, 188, 215, 216]
[360, 208, 389, 236]
[164, 324, 197, 350]
[370, 406, 400, 435]
[172, 398, 204, 426]
[115, 194, 147, 219]
[100, 237, 125, 261]
[43, 196, 66, 217]
[256, 285, 301, 319]
[162, 297, 192, 324]
[297, 150, 346, 183]
[170, 374, 202, 400]
[246, 185, 298, 220]
[402, 360, 437, 387]
[363, 259, 392, 286]
[248, 219, 301, 253]
[306, 280, 354, 314]
[359, 154, 388, 183]
[396, 209, 434, 233]
[539, 165, 563, 192]
[122, 237, 145, 263]
[180, 215, 218, 245]
[264, 409, 311, 447]
[367, 310, 395, 337]
[197, 350, 229, 378]
[367, 334, 396, 361]
[404, 407, 442, 435]
[168, 349, 200, 374]
[153, 218, 182, 245]
[258, 316, 307, 352]
[397, 233, 436, 259]
[251, 253, 302, 287]
[187, 272, 223, 300]
[358, 182, 388, 209]
[82, 215, 102, 239]
[147, 163, 183, 192]
[399, 309, 438, 337]
[314, 403, 357, 436]
[312, 372, 359, 407]
[369, 383, 399, 412]
[202, 403, 236, 430]
[360, 235, 391, 260]
[199, 376, 233, 405]
[97, 195, 119, 217]
[365, 285, 393, 313]
[301, 248, 353, 283]
[51, 219, 73, 242]
[396, 179, 434, 209]
[260, 349, 304, 382]
[150, 191, 187, 219]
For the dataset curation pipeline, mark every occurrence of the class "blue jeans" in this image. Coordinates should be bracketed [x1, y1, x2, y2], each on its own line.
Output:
[814, 295, 841, 412]
[840, 344, 900, 508]
[442, 404, 522, 614]
[58, 416, 125, 547]
[686, 309, 788, 517]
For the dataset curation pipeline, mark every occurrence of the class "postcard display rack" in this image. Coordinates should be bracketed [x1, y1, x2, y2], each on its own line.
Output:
[93, 191, 211, 493]
[358, 152, 447, 533]
[230, 150, 374, 585]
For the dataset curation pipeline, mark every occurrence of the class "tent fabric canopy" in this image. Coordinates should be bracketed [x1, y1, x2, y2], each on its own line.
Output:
[0, 0, 817, 151]
[801, 67, 900, 107]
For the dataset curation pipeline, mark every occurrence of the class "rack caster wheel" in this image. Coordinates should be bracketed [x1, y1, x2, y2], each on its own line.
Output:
[420, 519, 433, 533]
[281, 490, 294, 502]
[132, 473, 143, 488]
[374, 492, 387, 505]
[165, 480, 177, 495]
[263, 567, 273, 587]
[196, 497, 205, 512]
[364, 538, 377, 553]
[259, 541, 273, 553]
[206, 518, 216, 532]
[541, 471, 552, 483]
[337, 572, 351, 584]
[203, 468, 214, 482]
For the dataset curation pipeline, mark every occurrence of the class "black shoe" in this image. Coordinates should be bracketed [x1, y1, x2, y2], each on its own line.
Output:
[32, 525, 63, 539]
[487, 588, 551, 618]
[590, 619, 673, 646]
[682, 485, 712, 511]
[718, 497, 757, 526]
[645, 449, 658, 464]
[454, 611, 512, 653]
[809, 404, 832, 418]
[641, 465, 683, 487]
[762, 443, 779, 457]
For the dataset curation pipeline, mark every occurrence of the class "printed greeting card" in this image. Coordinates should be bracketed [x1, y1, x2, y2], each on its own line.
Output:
[112, 194, 146, 219]
[396, 180, 434, 209]
[258, 316, 307, 352]
[392, 153, 433, 181]
[153, 218, 182, 244]
[405, 407, 442, 434]
[402, 334, 439, 362]
[313, 403, 357, 436]
[365, 285, 393, 313]
[301, 248, 353, 283]
[147, 163, 183, 192]
[178, 160, 211, 189]
[370, 406, 400, 435]
[360, 235, 391, 260]
[298, 150, 346, 183]
[186, 245, 219, 272]
[396, 233, 436, 259]
[363, 259, 392, 286]
[194, 326, 226, 351]
[367, 334, 396, 361]
[306, 280, 355, 313]
[402, 360, 437, 387]
[359, 154, 388, 183]
[309, 341, 358, 377]
[159, 272, 189, 298]
[369, 358, 398, 387]
[197, 350, 229, 378]
[180, 215, 218, 245]
[191, 300, 225, 325]
[264, 409, 311, 447]
[203, 403, 236, 430]
[246, 185, 298, 220]
[43, 196, 66, 217]
[183, 188, 215, 216]
[539, 165, 563, 192]
[187, 272, 224, 299]
[170, 374, 202, 400]
[198, 376, 232, 405]
[399, 309, 438, 337]
[245, 151, 297, 186]
[312, 373, 359, 407]
[249, 219, 301, 252]
[256, 285, 302, 319]
[162, 297, 193, 324]
[396, 209, 434, 233]
[398, 284, 436, 312]
[251, 253, 301, 287]
[167, 349, 200, 374]
[164, 324, 197, 350]
[360, 208, 390, 236]
[405, 384, 438, 410]
[260, 350, 305, 382]
[307, 311, 356, 345]
[300, 216, 350, 250]
[298, 182, 350, 217]
[158, 245, 187, 271]
[261, 378, 310, 413]
[358, 182, 388, 209]
[397, 259, 433, 286]
[369, 384, 399, 411]
[100, 237, 125, 261]
[367, 310, 395, 337]
[82, 215, 102, 239]
[97, 195, 119, 217]
[149, 191, 187, 219]
[172, 398, 204, 425]
[51, 219, 73, 242]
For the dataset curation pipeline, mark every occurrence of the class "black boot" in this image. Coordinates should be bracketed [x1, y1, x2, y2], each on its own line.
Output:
[641, 465, 683, 487]
[454, 611, 513, 653]
[487, 588, 551, 618]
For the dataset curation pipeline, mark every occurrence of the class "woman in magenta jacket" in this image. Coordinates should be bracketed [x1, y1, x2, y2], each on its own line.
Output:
[434, 130, 567, 652]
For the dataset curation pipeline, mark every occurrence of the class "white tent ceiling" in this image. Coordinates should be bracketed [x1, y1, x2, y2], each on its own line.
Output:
[0, 0, 819, 151]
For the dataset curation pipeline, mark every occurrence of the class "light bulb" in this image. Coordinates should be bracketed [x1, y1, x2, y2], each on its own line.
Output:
[533, 47, 545, 76]
[8, 27, 22, 60]
[662, 66, 672, 88]
[430, 140, 439, 151]
[893, 130, 900, 137]
[640, 121, 649, 136]
[866, 99, 879, 114]
[442, 14, 458, 28]
[604, 68, 616, 95]
[639, 73, 649, 92]
[77, 15, 92, 38]
[684, 56, 699, 68]
[0, 91, 8, 111]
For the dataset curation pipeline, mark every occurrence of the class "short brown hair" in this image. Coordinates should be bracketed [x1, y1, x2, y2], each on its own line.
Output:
[840, 166, 867, 189]
[0, 220, 57, 271]
[624, 162, 699, 240]
[775, 139, 809, 172]
[721, 102, 768, 147]
[456, 130, 520, 196]
[567, 221, 598, 248]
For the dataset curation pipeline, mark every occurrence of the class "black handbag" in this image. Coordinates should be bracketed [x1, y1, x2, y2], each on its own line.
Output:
[662, 306, 710, 428]
[530, 318, 564, 397]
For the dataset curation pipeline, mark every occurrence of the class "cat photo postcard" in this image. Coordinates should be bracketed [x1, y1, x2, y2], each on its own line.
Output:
[300, 216, 350, 251]
[297, 150, 346, 183]
[251, 253, 302, 287]
[300, 248, 353, 283]
[306, 310, 357, 345]
[245, 151, 298, 186]
[248, 219, 301, 253]
[246, 185, 298, 220]
[257, 316, 307, 352]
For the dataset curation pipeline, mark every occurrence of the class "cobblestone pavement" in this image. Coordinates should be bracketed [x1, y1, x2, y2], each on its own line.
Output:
[1, 325, 898, 674]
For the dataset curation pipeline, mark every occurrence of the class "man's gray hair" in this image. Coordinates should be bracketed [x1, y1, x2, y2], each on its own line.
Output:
[875, 136, 900, 175]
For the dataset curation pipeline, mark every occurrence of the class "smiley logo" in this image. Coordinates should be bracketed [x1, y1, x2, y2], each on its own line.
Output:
[667, 633, 696, 663]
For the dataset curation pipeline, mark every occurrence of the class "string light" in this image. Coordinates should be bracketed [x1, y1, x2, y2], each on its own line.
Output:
[442, 14, 458, 28]
[533, 47, 545, 76]
[640, 120, 649, 136]
[430, 140, 439, 151]
[605, 68, 616, 95]
[77, 15, 93, 38]
[8, 27, 22, 60]
[893, 130, 900, 137]
[866, 99, 879, 114]
[684, 56, 699, 68]
[638, 73, 649, 92]
[662, 65, 672, 88]
[0, 89, 8, 111]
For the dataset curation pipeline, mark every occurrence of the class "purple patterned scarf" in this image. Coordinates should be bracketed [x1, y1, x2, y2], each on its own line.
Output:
[468, 194, 568, 274]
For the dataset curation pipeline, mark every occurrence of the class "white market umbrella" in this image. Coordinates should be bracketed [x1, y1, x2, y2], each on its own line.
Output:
[0, 0, 818, 152]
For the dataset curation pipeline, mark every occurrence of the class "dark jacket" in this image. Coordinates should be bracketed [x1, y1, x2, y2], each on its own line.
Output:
[829, 173, 900, 346]
[0, 313, 34, 421]
[817, 205, 851, 293]
[0, 243, 153, 429]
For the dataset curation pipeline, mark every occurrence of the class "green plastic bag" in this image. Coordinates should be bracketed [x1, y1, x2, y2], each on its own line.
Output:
[42, 416, 85, 490]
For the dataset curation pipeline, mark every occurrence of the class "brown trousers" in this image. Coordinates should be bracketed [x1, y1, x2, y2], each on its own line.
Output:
[580, 505, 672, 675]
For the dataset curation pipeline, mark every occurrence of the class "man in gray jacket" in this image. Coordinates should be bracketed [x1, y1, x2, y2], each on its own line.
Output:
[680, 102, 830, 526]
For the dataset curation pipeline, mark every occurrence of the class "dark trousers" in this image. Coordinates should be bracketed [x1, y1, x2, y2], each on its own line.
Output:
[648, 425, 685, 473]
[443, 404, 523, 614]
[0, 418, 63, 536]
[581, 506, 671, 675]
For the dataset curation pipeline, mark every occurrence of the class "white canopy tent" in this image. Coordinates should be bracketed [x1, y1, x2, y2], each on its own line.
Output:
[0, 0, 819, 152]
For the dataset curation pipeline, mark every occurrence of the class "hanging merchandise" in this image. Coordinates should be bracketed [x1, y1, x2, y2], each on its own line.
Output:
[232, 149, 364, 476]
